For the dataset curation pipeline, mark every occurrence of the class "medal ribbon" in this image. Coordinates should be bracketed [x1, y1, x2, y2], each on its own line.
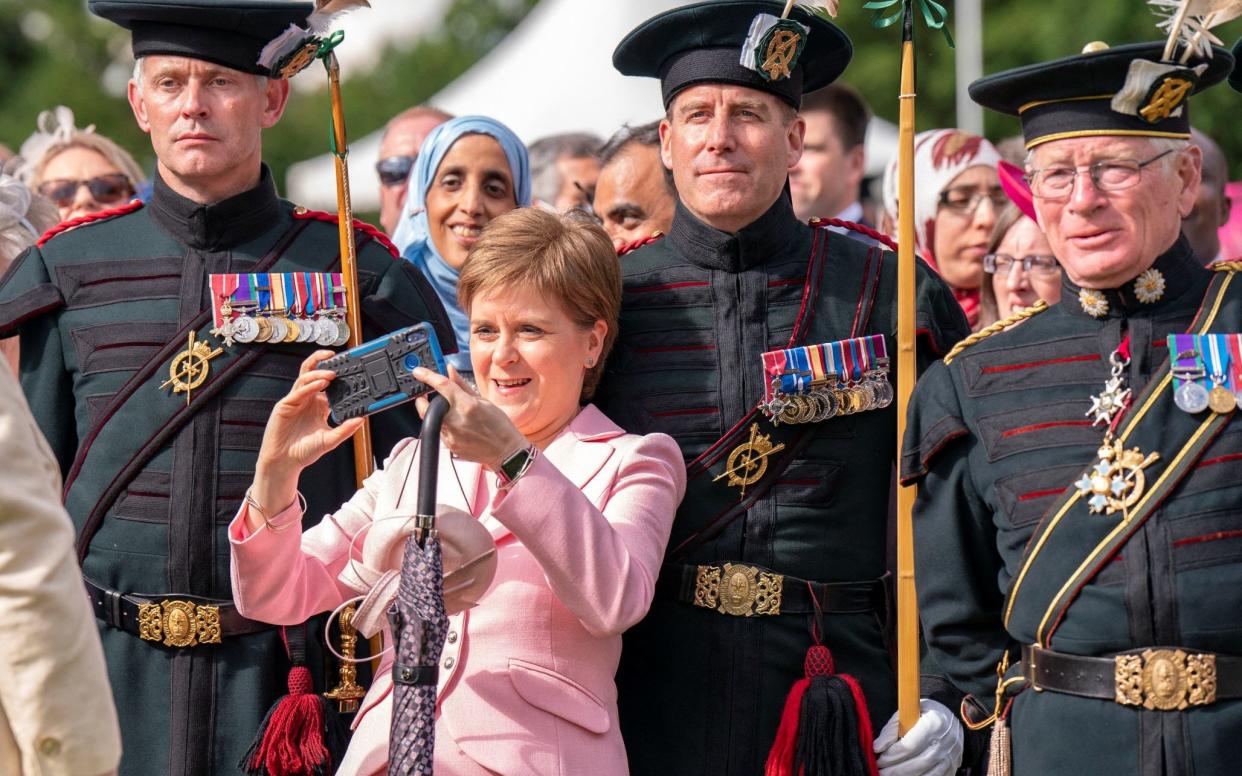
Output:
[249, 274, 267, 315]
[1228, 334, 1242, 395]
[1170, 333, 1203, 392]
[761, 349, 788, 403]
[1205, 334, 1231, 385]
[271, 273, 287, 317]
[331, 273, 345, 312]
[300, 273, 314, 316]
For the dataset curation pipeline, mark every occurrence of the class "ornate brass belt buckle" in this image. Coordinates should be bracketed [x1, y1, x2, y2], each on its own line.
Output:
[693, 563, 783, 616]
[1114, 649, 1217, 709]
[138, 600, 223, 648]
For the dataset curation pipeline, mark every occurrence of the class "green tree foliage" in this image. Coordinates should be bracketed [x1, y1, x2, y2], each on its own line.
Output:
[836, 2, 1242, 169]
[0, 0, 538, 190]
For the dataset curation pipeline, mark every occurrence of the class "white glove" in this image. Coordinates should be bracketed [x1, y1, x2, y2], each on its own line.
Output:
[873, 698, 964, 776]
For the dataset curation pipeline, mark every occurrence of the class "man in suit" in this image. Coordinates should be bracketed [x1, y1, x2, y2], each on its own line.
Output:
[597, 2, 973, 774]
[0, 2, 450, 773]
[904, 39, 1242, 775]
[0, 354, 120, 776]
[789, 83, 871, 227]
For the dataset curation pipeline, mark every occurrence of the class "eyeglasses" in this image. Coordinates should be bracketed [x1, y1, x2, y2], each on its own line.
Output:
[938, 186, 1008, 215]
[376, 155, 416, 187]
[983, 253, 1061, 277]
[1025, 150, 1173, 200]
[37, 173, 133, 208]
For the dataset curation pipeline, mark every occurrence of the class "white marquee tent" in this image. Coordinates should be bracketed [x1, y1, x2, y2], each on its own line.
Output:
[286, 0, 897, 212]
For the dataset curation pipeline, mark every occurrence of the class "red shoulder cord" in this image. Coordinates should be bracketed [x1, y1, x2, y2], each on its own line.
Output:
[810, 217, 899, 253]
[36, 199, 144, 247]
[291, 208, 400, 258]
[617, 232, 665, 257]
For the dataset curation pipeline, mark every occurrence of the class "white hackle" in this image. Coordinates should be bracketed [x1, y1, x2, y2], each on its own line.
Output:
[782, 1, 839, 19]
[308, 0, 372, 35]
[1150, 0, 1242, 61]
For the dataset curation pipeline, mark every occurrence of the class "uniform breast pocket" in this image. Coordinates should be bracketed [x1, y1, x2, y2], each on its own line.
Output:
[774, 458, 845, 507]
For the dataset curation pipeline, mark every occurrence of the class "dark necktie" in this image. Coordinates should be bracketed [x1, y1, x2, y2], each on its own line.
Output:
[386, 533, 448, 775]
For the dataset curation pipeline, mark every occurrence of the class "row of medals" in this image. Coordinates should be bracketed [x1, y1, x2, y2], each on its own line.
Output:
[1173, 363, 1240, 415]
[215, 299, 351, 348]
[764, 367, 894, 425]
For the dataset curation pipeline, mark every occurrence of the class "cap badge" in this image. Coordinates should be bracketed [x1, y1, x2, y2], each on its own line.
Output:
[741, 14, 809, 82]
[1112, 59, 1205, 123]
[1140, 71, 1197, 122]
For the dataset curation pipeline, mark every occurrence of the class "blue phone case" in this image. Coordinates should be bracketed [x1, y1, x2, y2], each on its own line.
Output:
[321, 322, 447, 424]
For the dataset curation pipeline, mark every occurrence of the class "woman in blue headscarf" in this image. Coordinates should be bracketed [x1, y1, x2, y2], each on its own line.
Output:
[392, 116, 532, 379]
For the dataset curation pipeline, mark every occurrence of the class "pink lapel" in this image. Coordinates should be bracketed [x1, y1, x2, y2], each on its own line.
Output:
[479, 404, 626, 541]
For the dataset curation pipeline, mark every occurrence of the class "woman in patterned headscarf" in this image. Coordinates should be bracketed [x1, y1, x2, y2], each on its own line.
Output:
[882, 128, 1004, 329]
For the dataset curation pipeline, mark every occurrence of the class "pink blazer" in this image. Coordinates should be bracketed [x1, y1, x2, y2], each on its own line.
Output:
[229, 404, 685, 776]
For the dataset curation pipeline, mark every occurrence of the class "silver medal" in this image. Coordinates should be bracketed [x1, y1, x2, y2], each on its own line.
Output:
[267, 317, 289, 343]
[1174, 381, 1210, 414]
[232, 315, 259, 344]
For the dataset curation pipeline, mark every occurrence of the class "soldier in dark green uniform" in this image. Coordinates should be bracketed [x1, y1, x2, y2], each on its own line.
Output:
[903, 37, 1242, 776]
[596, 3, 973, 774]
[0, 2, 450, 774]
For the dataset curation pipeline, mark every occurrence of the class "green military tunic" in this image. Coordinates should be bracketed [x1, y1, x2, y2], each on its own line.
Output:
[0, 168, 450, 776]
[903, 238, 1242, 776]
[596, 195, 970, 775]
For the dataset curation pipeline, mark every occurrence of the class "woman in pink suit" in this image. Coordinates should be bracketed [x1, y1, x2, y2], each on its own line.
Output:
[229, 208, 686, 775]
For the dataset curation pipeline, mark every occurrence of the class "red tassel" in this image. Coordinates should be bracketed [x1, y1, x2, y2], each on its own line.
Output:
[241, 666, 341, 776]
[765, 678, 810, 776]
[840, 673, 880, 776]
[764, 644, 878, 776]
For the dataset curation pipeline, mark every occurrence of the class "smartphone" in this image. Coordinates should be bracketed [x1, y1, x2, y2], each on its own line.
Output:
[321, 322, 447, 424]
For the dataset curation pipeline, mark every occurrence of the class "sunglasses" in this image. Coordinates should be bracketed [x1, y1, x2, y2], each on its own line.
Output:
[38, 173, 133, 208]
[376, 155, 416, 187]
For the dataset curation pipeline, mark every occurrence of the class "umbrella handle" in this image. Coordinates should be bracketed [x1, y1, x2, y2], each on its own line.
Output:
[415, 394, 450, 545]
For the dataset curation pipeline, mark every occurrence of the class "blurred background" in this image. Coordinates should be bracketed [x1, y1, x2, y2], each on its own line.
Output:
[2, 0, 1240, 223]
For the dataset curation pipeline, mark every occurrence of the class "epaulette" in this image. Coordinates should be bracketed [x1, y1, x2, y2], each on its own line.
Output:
[36, 199, 144, 248]
[942, 300, 1049, 365]
[808, 217, 898, 252]
[1212, 260, 1242, 272]
[617, 231, 664, 257]
[291, 206, 400, 258]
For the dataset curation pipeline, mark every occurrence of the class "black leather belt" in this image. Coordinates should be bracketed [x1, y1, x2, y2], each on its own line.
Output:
[656, 562, 886, 617]
[85, 577, 271, 648]
[1023, 644, 1242, 709]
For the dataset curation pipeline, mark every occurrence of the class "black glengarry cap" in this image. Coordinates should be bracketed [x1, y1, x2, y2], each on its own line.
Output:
[90, 0, 314, 76]
[970, 41, 1232, 149]
[613, 0, 852, 109]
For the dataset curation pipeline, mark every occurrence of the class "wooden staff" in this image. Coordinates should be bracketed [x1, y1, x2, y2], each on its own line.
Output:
[894, 0, 920, 736]
[322, 49, 370, 714]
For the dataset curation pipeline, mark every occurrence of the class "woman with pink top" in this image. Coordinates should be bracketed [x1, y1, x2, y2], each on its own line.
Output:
[229, 208, 685, 775]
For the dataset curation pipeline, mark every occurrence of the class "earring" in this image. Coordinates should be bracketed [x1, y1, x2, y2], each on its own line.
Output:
[586, 357, 595, 368]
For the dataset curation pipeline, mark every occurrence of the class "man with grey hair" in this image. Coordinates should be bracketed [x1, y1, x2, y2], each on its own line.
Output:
[375, 105, 452, 235]
[906, 39, 1242, 775]
[0, 2, 450, 774]
[593, 120, 675, 250]
[1184, 127, 1232, 262]
[528, 132, 602, 212]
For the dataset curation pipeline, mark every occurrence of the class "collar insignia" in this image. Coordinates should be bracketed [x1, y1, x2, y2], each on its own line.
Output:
[1133, 267, 1167, 304]
[1078, 288, 1110, 318]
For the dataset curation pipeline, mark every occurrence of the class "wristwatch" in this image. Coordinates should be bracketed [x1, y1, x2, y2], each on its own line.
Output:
[497, 445, 537, 489]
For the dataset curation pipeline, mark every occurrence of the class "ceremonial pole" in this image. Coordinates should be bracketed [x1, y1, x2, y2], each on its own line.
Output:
[322, 47, 370, 714]
[325, 51, 372, 477]
[893, 0, 920, 736]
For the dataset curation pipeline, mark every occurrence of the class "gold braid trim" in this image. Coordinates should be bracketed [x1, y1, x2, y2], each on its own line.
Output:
[943, 300, 1049, 365]
[1212, 261, 1242, 272]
